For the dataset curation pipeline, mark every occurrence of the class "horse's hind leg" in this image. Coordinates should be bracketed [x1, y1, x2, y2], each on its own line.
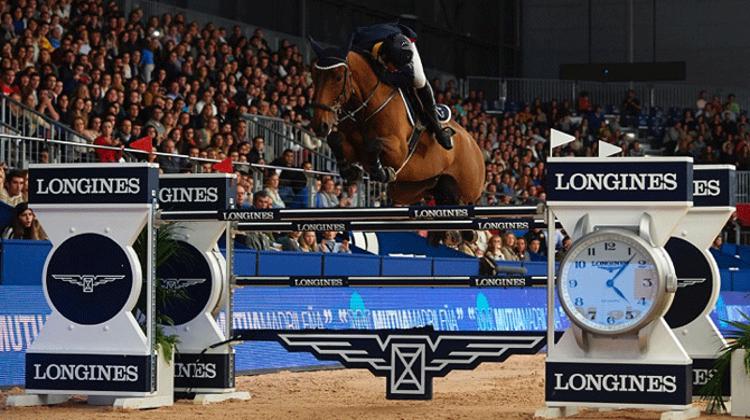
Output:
[427, 175, 462, 247]
[431, 175, 462, 205]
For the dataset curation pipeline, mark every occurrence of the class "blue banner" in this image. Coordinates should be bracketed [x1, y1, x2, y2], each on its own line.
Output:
[546, 158, 692, 202]
[693, 166, 736, 207]
[1, 285, 748, 386]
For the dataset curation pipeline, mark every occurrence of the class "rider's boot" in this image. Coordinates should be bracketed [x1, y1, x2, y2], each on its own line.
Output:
[416, 84, 454, 150]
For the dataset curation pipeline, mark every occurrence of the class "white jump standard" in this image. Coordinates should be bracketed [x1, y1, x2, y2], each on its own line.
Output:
[6, 163, 173, 409]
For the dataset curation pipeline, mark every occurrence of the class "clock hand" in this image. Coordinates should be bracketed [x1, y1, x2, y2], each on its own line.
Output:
[611, 285, 630, 303]
[605, 254, 635, 303]
[609, 254, 636, 283]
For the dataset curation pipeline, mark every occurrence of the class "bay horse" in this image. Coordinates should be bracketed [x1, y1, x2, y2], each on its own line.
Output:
[308, 43, 484, 205]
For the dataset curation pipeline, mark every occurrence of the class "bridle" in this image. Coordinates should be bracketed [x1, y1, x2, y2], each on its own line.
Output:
[311, 57, 396, 128]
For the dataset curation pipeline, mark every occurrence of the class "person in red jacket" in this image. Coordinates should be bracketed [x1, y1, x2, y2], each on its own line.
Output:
[93, 120, 123, 162]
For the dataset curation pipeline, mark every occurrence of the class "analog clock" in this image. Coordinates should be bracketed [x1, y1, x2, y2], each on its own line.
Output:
[558, 229, 675, 335]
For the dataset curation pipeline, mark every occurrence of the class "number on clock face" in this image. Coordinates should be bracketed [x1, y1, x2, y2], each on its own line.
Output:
[560, 234, 660, 333]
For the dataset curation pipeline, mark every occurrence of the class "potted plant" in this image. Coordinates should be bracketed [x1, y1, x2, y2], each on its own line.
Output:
[132, 223, 184, 370]
[702, 311, 750, 414]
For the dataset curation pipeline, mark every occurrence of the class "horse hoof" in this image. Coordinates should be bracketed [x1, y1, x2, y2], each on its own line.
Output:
[340, 165, 363, 183]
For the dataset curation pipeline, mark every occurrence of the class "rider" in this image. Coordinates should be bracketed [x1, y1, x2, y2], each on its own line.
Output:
[350, 22, 454, 150]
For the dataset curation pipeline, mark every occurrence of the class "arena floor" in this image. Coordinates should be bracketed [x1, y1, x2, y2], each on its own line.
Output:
[0, 355, 736, 420]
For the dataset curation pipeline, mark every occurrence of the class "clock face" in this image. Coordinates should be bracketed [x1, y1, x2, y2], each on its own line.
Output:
[559, 231, 664, 334]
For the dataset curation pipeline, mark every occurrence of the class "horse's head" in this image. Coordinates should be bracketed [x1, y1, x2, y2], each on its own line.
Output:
[309, 36, 353, 138]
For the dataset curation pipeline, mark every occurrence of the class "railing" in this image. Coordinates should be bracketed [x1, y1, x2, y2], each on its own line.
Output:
[466, 77, 750, 112]
[737, 171, 750, 204]
[241, 114, 337, 173]
[0, 132, 382, 208]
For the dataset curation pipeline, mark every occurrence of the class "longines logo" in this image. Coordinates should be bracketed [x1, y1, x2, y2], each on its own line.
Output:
[222, 210, 275, 221]
[160, 278, 207, 290]
[51, 274, 125, 293]
[554, 173, 678, 191]
[159, 186, 218, 203]
[553, 372, 677, 393]
[475, 221, 529, 230]
[295, 223, 347, 231]
[175, 362, 217, 379]
[32, 363, 139, 382]
[473, 277, 526, 287]
[292, 278, 345, 287]
[693, 179, 720, 197]
[35, 177, 141, 195]
[411, 208, 469, 219]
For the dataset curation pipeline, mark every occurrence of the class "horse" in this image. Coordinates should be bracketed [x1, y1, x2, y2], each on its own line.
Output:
[308, 42, 485, 205]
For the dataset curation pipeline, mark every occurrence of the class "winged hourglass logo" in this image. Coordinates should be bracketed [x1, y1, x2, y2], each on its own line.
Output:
[51, 274, 126, 293]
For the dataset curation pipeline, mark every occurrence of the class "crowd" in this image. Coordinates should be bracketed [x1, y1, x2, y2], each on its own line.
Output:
[0, 0, 743, 261]
[661, 90, 750, 169]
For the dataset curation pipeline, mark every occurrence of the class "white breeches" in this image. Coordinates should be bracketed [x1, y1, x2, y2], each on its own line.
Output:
[406, 41, 426, 88]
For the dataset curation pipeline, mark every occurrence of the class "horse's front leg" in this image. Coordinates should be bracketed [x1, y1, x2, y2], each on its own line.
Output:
[363, 137, 396, 183]
[327, 131, 363, 183]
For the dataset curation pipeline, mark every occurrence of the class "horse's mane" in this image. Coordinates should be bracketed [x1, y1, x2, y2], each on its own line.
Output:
[347, 48, 387, 81]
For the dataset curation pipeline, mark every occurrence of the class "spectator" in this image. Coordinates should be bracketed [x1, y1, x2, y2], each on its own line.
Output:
[277, 231, 302, 251]
[4, 169, 25, 206]
[557, 236, 573, 261]
[236, 184, 250, 209]
[458, 230, 480, 257]
[340, 183, 360, 207]
[157, 139, 185, 173]
[696, 90, 707, 110]
[270, 148, 305, 194]
[711, 235, 723, 251]
[500, 231, 519, 261]
[3, 202, 48, 240]
[94, 120, 122, 162]
[263, 173, 286, 208]
[484, 234, 505, 261]
[621, 89, 641, 127]
[299, 231, 321, 252]
[320, 230, 340, 253]
[240, 191, 275, 250]
[515, 237, 531, 262]
[315, 178, 339, 208]
[0, 168, 9, 203]
[527, 238, 545, 261]
[248, 136, 265, 164]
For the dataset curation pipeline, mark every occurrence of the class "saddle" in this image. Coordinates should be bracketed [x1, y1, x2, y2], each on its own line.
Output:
[355, 49, 452, 154]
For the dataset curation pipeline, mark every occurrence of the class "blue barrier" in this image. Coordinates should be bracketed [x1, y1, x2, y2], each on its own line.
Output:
[0, 240, 52, 286]
[381, 256, 432, 276]
[324, 253, 381, 276]
[433, 257, 479, 275]
[257, 251, 322, 275]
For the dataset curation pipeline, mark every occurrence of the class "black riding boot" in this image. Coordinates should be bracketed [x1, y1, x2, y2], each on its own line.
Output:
[416, 84, 453, 150]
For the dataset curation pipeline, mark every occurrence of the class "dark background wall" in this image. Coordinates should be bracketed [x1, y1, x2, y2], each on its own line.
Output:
[521, 0, 750, 87]
[150, 0, 521, 78]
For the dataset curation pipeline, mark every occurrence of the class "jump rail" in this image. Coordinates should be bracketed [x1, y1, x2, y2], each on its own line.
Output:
[234, 275, 548, 287]
[159, 204, 544, 222]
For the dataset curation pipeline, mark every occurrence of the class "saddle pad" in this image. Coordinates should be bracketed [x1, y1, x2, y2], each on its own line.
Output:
[398, 88, 416, 127]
